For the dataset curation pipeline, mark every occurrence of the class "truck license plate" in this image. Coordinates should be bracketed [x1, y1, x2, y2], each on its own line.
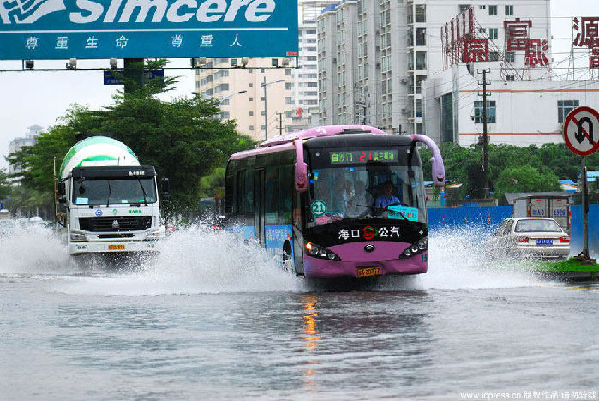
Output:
[108, 244, 125, 250]
[357, 267, 382, 278]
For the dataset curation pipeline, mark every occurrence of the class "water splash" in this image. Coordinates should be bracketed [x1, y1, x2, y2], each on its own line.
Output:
[418, 226, 541, 290]
[0, 221, 73, 275]
[59, 226, 302, 296]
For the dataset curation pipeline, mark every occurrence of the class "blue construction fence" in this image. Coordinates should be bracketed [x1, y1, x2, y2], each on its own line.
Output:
[428, 204, 598, 257]
[570, 204, 599, 257]
[428, 206, 513, 232]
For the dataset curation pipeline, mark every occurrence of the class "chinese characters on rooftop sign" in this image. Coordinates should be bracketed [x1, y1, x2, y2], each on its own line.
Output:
[572, 17, 599, 69]
[441, 6, 488, 67]
[0, 0, 299, 60]
[504, 18, 548, 67]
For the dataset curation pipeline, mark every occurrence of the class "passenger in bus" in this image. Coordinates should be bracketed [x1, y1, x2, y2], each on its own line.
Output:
[347, 180, 371, 217]
[330, 179, 348, 214]
[375, 181, 401, 209]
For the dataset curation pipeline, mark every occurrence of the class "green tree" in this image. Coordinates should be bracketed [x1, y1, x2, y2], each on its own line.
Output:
[0, 169, 11, 200]
[199, 167, 226, 199]
[8, 60, 256, 218]
[493, 164, 560, 200]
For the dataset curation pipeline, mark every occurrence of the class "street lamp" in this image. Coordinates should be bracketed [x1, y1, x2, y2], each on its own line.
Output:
[221, 89, 247, 104]
[261, 77, 285, 140]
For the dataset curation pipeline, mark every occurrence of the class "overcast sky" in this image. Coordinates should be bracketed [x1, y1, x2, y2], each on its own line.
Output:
[0, 0, 596, 169]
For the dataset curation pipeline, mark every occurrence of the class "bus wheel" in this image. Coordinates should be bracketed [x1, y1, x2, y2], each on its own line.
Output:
[282, 240, 293, 272]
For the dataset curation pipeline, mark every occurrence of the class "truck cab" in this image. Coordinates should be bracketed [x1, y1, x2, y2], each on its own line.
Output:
[58, 164, 164, 255]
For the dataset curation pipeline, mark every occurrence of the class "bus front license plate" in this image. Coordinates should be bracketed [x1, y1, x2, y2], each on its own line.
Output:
[109, 244, 125, 250]
[357, 267, 382, 278]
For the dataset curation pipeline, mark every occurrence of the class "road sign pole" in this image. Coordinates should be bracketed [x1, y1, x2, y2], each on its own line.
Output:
[581, 157, 590, 260]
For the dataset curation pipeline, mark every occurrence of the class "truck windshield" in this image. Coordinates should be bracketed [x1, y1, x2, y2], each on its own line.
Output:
[73, 178, 157, 205]
[306, 164, 427, 227]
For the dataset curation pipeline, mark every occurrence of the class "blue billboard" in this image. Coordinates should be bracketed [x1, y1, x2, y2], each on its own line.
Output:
[0, 0, 298, 60]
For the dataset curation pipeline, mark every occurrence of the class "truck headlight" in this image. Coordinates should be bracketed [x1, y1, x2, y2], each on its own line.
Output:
[70, 231, 86, 242]
[144, 227, 164, 241]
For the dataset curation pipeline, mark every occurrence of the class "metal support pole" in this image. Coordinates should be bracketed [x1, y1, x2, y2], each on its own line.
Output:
[263, 75, 268, 141]
[582, 157, 590, 260]
[481, 69, 490, 199]
[123, 58, 144, 94]
[277, 112, 283, 136]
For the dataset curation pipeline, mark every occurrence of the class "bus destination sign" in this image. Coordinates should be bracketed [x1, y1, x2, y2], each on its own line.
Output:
[330, 150, 398, 165]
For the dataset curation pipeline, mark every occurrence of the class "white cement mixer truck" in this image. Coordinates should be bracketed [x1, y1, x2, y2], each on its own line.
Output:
[56, 136, 165, 256]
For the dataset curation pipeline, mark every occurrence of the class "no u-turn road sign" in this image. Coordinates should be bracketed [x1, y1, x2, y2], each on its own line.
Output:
[563, 106, 599, 156]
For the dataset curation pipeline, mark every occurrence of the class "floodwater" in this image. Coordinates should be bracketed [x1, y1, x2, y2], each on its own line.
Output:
[1, 224, 598, 401]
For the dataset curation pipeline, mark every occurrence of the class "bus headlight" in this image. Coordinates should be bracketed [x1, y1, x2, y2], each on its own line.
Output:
[70, 231, 86, 242]
[400, 237, 427, 259]
[305, 242, 341, 261]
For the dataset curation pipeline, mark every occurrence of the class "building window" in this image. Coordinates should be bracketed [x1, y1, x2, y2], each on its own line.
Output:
[416, 28, 426, 46]
[505, 51, 515, 63]
[506, 75, 515, 81]
[488, 5, 497, 15]
[459, 4, 471, 12]
[249, 83, 253, 87]
[489, 51, 499, 61]
[249, 111, 254, 116]
[489, 28, 498, 40]
[249, 97, 254, 102]
[416, 51, 427, 70]
[415, 4, 426, 22]
[474, 101, 496, 123]
[505, 5, 513, 15]
[249, 125, 254, 131]
[558, 100, 579, 124]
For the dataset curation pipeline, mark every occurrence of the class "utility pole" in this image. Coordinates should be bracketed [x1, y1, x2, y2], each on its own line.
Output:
[263, 75, 268, 140]
[276, 112, 284, 136]
[478, 69, 491, 199]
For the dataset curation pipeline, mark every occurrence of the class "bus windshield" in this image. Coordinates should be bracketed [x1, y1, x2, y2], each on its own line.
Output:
[73, 178, 157, 206]
[307, 164, 427, 227]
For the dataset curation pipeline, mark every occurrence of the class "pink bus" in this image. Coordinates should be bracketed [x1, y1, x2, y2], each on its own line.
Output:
[225, 125, 445, 279]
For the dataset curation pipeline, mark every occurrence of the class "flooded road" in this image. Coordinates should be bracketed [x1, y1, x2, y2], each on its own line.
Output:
[1, 225, 598, 401]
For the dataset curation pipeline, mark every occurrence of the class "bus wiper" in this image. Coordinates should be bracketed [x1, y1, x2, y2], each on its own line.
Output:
[137, 178, 148, 206]
[106, 181, 111, 207]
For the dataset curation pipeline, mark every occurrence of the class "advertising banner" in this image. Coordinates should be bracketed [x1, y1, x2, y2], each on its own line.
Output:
[0, 0, 298, 60]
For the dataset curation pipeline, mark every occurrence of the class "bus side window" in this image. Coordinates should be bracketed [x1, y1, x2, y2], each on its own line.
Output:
[244, 170, 254, 217]
[236, 170, 245, 215]
[265, 166, 280, 225]
[279, 165, 293, 224]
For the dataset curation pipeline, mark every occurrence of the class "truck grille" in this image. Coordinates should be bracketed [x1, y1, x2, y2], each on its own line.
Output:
[79, 217, 152, 232]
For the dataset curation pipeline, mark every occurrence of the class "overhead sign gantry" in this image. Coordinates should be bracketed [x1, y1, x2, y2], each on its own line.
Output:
[0, 0, 298, 60]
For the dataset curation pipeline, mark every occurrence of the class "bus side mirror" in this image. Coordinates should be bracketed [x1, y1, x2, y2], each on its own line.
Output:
[58, 182, 66, 196]
[411, 134, 445, 187]
[295, 162, 308, 193]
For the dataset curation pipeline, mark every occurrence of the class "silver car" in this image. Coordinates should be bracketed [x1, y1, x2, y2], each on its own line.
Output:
[490, 217, 570, 260]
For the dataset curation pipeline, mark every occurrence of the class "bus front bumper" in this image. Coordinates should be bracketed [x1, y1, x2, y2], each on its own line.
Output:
[303, 242, 428, 278]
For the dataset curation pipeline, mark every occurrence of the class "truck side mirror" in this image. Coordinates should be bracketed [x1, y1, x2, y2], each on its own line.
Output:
[161, 177, 169, 194]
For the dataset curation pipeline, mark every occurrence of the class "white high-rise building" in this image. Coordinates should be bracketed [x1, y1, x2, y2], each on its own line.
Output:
[8, 125, 42, 176]
[316, 0, 552, 135]
[194, 0, 339, 139]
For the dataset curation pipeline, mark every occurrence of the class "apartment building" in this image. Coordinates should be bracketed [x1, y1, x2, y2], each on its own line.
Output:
[194, 0, 338, 140]
[316, 0, 551, 136]
[195, 58, 291, 142]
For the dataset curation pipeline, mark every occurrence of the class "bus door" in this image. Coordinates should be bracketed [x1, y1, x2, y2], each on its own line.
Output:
[254, 169, 265, 244]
